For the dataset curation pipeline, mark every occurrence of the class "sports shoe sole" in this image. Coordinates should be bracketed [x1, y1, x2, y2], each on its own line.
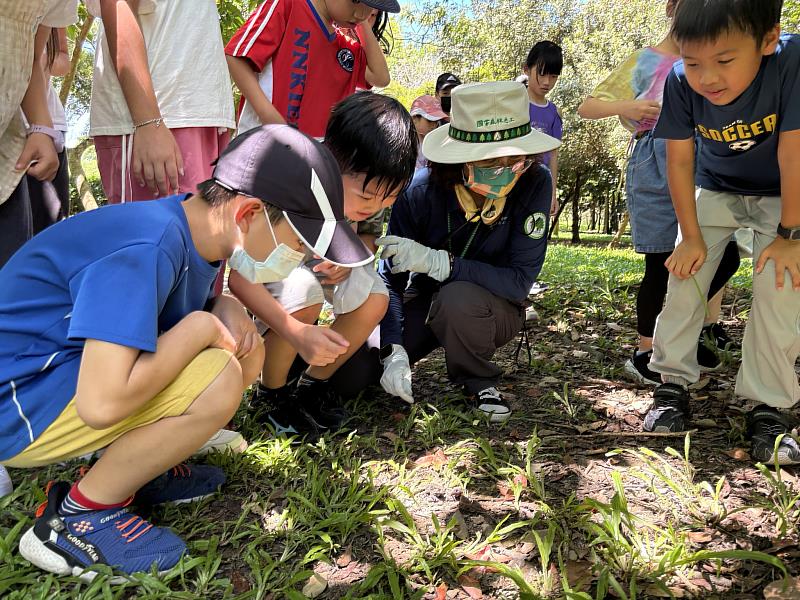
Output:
[194, 430, 248, 455]
[476, 408, 512, 424]
[18, 528, 170, 584]
[623, 360, 660, 387]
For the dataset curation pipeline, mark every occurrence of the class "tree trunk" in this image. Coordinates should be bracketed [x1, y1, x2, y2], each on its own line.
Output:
[570, 172, 583, 243]
[68, 138, 98, 212]
[548, 202, 567, 240]
[602, 193, 610, 234]
[59, 14, 94, 106]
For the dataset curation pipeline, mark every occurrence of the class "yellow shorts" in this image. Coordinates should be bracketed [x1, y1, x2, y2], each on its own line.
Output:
[4, 349, 233, 468]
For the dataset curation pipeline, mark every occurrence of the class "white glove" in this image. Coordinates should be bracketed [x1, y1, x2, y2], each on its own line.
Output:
[380, 344, 414, 404]
[377, 235, 451, 282]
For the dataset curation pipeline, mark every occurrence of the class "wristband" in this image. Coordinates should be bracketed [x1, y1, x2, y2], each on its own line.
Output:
[777, 223, 800, 241]
[27, 124, 64, 153]
[134, 117, 164, 130]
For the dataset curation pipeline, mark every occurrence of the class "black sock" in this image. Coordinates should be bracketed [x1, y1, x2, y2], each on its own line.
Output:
[297, 372, 327, 388]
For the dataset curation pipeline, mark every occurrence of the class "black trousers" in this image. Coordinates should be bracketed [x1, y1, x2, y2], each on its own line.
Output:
[28, 149, 69, 235]
[332, 281, 525, 397]
[0, 177, 32, 269]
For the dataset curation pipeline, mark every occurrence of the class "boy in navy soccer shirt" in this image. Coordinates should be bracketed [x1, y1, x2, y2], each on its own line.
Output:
[645, 0, 800, 464]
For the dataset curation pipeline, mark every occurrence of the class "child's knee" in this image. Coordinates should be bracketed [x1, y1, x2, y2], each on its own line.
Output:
[201, 356, 244, 423]
[238, 340, 265, 386]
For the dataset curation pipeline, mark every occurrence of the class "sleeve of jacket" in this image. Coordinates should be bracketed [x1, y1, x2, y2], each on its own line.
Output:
[378, 181, 426, 347]
[448, 168, 551, 303]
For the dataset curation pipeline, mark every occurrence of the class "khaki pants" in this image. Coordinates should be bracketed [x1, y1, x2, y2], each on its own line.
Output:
[651, 189, 800, 409]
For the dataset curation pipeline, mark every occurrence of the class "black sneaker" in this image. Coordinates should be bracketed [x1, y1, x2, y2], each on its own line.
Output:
[747, 405, 800, 465]
[697, 323, 738, 371]
[623, 350, 661, 386]
[252, 384, 322, 437]
[706, 323, 739, 351]
[643, 383, 691, 432]
[293, 376, 348, 432]
[469, 387, 512, 423]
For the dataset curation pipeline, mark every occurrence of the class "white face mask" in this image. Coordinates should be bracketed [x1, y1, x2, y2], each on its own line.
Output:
[229, 208, 306, 284]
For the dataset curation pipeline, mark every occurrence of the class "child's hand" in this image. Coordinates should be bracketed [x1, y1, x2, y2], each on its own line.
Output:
[291, 323, 349, 366]
[313, 260, 351, 285]
[620, 100, 661, 123]
[15, 133, 59, 181]
[756, 237, 800, 291]
[665, 237, 707, 279]
[132, 122, 184, 197]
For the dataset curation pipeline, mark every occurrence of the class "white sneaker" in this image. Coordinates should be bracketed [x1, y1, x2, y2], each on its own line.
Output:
[195, 429, 248, 455]
[471, 387, 512, 423]
[0, 465, 13, 497]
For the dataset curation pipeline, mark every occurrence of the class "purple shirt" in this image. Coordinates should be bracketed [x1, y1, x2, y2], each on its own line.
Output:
[529, 101, 562, 166]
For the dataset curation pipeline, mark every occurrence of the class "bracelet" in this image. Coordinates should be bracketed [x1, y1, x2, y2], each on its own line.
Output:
[133, 117, 164, 130]
[27, 124, 64, 153]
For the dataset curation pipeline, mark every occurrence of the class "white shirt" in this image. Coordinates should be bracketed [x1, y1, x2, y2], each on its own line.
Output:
[88, 0, 235, 136]
[42, 1, 77, 132]
[41, 0, 78, 28]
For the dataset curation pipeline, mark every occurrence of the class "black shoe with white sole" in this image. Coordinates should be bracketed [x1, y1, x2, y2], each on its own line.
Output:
[623, 350, 661, 386]
[747, 405, 800, 466]
[643, 383, 691, 433]
[469, 387, 512, 423]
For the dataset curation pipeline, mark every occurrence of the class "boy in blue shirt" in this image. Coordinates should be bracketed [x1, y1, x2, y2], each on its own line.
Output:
[0, 125, 370, 580]
[645, 0, 800, 464]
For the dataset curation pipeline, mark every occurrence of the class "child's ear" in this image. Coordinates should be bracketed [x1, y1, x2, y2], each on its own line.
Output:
[233, 197, 263, 232]
[761, 25, 781, 56]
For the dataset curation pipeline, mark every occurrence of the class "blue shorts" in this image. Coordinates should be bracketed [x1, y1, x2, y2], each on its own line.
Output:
[625, 132, 678, 254]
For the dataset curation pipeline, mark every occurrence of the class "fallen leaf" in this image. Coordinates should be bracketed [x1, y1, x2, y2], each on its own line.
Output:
[687, 531, 714, 544]
[496, 481, 513, 500]
[435, 583, 448, 600]
[231, 569, 250, 593]
[694, 418, 717, 428]
[512, 473, 528, 488]
[336, 545, 352, 567]
[391, 412, 405, 423]
[301, 573, 327, 598]
[763, 576, 800, 599]
[563, 560, 594, 589]
[415, 449, 448, 468]
[458, 574, 483, 599]
[380, 431, 401, 443]
[725, 448, 751, 461]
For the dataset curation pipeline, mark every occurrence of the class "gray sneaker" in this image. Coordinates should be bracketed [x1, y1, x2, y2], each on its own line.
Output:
[643, 383, 691, 432]
[747, 406, 800, 465]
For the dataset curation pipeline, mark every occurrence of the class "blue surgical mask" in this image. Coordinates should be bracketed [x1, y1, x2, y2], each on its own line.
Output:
[229, 208, 305, 284]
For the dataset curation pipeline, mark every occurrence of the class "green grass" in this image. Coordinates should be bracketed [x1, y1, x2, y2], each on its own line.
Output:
[0, 241, 784, 599]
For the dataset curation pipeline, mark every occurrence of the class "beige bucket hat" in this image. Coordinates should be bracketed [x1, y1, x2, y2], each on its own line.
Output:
[422, 81, 561, 164]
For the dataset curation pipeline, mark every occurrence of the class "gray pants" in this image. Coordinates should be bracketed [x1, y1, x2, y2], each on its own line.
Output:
[334, 281, 524, 397]
[651, 189, 800, 408]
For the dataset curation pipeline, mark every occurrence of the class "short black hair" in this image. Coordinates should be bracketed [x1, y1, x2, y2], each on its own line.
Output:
[324, 92, 418, 195]
[525, 41, 563, 76]
[671, 0, 782, 46]
[196, 179, 283, 222]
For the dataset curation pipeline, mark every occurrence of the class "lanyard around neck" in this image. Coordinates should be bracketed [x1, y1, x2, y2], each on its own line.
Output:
[447, 212, 481, 258]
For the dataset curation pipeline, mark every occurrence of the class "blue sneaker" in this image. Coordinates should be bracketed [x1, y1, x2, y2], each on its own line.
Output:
[19, 482, 186, 583]
[134, 464, 225, 506]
